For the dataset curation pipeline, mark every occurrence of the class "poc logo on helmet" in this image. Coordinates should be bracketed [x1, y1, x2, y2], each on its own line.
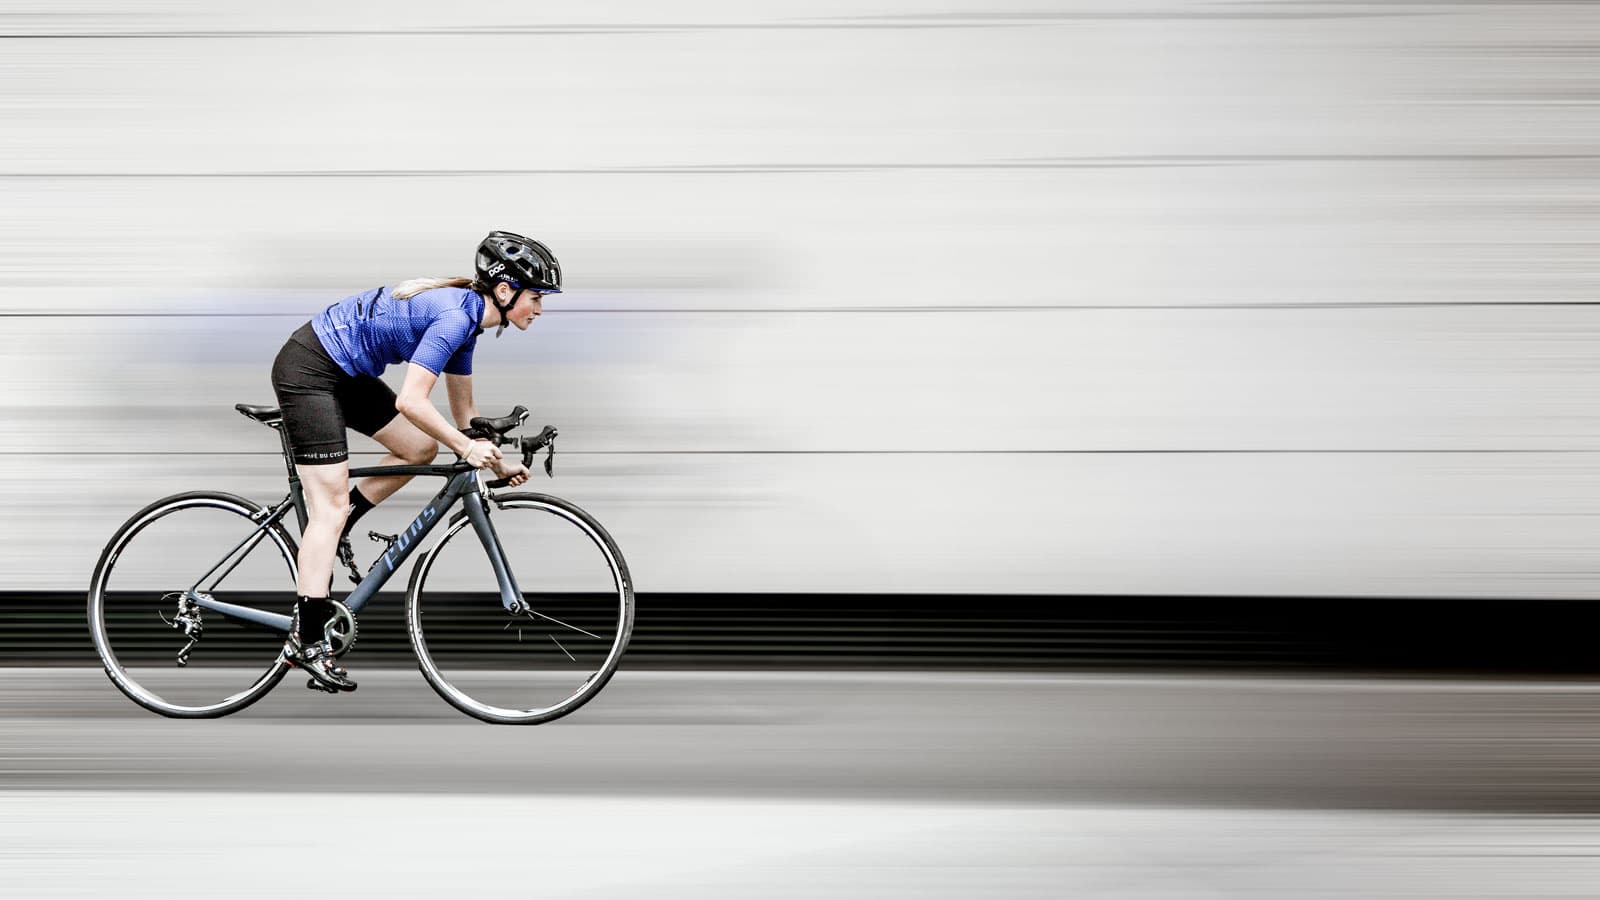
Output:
[485, 262, 506, 278]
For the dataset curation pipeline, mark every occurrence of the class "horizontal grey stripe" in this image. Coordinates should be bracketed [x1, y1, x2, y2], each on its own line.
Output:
[0, 28, 670, 39]
[1034, 154, 1600, 164]
[2, 301, 1598, 318]
[0, 11, 1430, 39]
[1243, 0, 1597, 6]
[4, 155, 1593, 179]
[1426, 43, 1600, 54]
[829, 9, 1434, 19]
[0, 163, 1223, 178]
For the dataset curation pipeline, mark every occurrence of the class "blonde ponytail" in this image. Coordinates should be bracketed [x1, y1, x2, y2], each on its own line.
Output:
[391, 276, 481, 300]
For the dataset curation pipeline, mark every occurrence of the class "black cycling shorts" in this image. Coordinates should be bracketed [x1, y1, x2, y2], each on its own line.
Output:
[271, 322, 401, 466]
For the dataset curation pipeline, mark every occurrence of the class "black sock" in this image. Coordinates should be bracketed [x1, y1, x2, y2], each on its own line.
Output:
[341, 486, 376, 540]
[294, 595, 336, 644]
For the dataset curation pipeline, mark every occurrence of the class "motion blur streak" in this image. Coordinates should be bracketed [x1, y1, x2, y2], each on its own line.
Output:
[2, 0, 1600, 596]
[8, 671, 1600, 896]
[10, 795, 1600, 899]
[16, 670, 1600, 809]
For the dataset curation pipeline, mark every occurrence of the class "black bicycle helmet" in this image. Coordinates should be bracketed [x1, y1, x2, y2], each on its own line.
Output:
[475, 230, 562, 294]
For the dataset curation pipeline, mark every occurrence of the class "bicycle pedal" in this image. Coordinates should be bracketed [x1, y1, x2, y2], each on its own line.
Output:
[305, 678, 340, 694]
[336, 538, 363, 585]
[368, 530, 398, 549]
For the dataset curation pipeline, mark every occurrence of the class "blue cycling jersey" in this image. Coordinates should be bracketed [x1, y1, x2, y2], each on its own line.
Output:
[311, 287, 485, 379]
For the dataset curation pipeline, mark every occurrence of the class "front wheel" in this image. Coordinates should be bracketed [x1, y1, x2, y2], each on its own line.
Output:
[406, 492, 634, 724]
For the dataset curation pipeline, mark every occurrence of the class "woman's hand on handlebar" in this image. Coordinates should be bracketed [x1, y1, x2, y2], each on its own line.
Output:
[461, 439, 503, 469]
[490, 459, 531, 488]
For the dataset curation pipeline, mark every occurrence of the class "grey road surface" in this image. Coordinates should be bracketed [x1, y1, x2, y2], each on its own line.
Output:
[9, 670, 1600, 897]
[9, 668, 1600, 810]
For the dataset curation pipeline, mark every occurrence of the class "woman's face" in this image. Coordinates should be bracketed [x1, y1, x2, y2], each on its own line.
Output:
[499, 285, 544, 331]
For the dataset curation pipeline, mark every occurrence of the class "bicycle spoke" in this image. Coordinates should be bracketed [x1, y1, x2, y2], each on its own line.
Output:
[548, 634, 576, 662]
[520, 606, 603, 641]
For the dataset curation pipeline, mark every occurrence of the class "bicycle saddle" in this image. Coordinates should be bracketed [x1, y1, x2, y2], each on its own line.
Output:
[235, 404, 283, 425]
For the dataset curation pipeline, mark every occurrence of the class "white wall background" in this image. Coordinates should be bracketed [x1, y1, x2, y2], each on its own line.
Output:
[4, 0, 1600, 596]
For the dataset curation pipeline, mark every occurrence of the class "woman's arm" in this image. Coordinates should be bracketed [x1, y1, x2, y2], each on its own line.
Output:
[396, 363, 497, 465]
[436, 369, 529, 484]
[445, 373, 479, 429]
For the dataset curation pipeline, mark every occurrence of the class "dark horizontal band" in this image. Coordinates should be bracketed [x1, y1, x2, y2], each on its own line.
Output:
[346, 463, 471, 479]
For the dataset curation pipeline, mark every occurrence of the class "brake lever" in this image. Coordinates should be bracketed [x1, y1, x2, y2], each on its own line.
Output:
[520, 427, 557, 478]
[520, 437, 555, 477]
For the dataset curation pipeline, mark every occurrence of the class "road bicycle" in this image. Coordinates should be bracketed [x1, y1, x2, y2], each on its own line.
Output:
[88, 403, 635, 724]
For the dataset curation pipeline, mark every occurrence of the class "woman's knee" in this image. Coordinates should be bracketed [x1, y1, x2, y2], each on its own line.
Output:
[305, 495, 349, 531]
[373, 415, 439, 466]
[400, 441, 438, 465]
[310, 500, 350, 527]
[297, 465, 351, 527]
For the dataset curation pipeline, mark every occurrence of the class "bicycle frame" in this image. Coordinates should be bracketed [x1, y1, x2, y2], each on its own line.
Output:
[185, 463, 526, 633]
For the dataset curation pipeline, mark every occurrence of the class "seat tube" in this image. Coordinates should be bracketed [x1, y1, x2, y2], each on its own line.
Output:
[463, 485, 525, 613]
[276, 426, 309, 534]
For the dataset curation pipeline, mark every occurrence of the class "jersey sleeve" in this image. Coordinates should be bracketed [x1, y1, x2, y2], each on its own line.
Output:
[410, 310, 476, 376]
[443, 330, 479, 376]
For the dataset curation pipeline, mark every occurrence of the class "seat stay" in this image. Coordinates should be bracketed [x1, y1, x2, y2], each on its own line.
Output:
[189, 497, 297, 595]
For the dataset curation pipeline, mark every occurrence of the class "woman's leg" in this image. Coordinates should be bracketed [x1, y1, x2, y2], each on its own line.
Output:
[296, 461, 351, 596]
[271, 328, 361, 689]
[353, 414, 440, 506]
[334, 417, 439, 584]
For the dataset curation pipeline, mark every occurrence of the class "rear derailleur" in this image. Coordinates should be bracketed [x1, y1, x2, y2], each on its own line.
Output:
[158, 592, 206, 667]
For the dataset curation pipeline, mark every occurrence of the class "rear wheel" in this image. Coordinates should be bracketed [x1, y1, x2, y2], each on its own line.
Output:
[88, 492, 296, 718]
[406, 492, 634, 724]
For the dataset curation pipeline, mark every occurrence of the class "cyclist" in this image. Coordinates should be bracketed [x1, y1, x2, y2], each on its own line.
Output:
[268, 231, 561, 692]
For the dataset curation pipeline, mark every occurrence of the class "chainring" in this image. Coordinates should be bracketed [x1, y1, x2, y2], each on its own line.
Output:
[324, 600, 358, 658]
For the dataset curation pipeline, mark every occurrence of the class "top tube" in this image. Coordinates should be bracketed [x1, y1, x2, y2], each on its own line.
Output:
[346, 462, 473, 479]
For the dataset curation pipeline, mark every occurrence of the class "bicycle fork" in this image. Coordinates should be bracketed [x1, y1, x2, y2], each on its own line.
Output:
[463, 489, 527, 615]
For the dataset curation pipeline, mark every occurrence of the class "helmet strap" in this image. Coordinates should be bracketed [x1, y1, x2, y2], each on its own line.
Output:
[492, 287, 522, 338]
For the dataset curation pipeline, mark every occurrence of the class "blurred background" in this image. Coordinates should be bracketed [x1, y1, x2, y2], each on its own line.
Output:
[6, 1, 1600, 897]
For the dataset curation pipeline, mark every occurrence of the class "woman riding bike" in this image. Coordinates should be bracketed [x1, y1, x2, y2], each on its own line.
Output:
[269, 230, 561, 692]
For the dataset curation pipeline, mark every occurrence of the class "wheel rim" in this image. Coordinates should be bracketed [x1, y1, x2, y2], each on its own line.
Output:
[408, 496, 633, 724]
[90, 496, 294, 717]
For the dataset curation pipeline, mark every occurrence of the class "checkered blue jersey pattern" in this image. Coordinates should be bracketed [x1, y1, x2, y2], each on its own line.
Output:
[311, 287, 485, 379]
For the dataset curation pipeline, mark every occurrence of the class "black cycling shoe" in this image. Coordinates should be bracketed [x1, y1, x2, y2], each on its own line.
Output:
[336, 536, 363, 586]
[283, 635, 357, 693]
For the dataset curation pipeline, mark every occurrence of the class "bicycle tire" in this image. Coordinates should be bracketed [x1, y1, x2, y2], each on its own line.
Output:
[88, 491, 296, 718]
[406, 492, 634, 725]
